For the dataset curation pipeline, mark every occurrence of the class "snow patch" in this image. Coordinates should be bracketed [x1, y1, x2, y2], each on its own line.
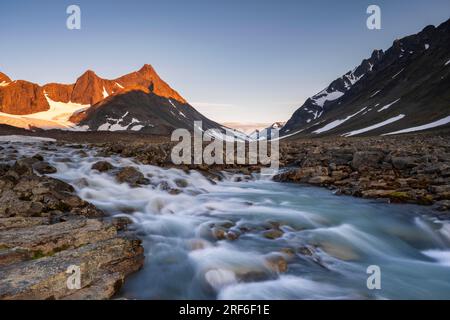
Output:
[370, 90, 381, 98]
[168, 99, 178, 109]
[311, 90, 344, 108]
[343, 114, 405, 137]
[313, 107, 367, 134]
[115, 82, 124, 89]
[0, 135, 56, 143]
[102, 87, 109, 98]
[445, 59, 450, 66]
[424, 44, 430, 50]
[98, 112, 138, 131]
[384, 115, 450, 135]
[0, 81, 9, 87]
[131, 125, 145, 131]
[377, 99, 401, 112]
[275, 128, 305, 141]
[392, 68, 404, 79]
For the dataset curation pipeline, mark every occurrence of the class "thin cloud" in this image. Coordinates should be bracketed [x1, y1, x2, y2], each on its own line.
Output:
[191, 102, 236, 108]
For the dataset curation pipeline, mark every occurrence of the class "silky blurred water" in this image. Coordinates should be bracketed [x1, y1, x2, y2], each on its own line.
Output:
[6, 140, 450, 300]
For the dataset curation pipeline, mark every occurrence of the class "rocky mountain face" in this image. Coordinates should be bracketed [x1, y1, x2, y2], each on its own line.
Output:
[281, 18, 450, 138]
[0, 80, 50, 115]
[0, 65, 217, 133]
[0, 72, 11, 85]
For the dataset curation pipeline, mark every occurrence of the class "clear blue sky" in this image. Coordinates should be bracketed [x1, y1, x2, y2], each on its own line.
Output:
[1, 0, 449, 123]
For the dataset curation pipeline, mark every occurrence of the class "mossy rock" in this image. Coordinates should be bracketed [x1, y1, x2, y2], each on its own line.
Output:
[262, 229, 284, 240]
[388, 191, 412, 202]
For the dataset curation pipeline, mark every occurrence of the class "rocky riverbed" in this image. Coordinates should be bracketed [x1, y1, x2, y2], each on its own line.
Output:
[0, 139, 144, 299]
[0, 132, 449, 299]
[275, 134, 450, 217]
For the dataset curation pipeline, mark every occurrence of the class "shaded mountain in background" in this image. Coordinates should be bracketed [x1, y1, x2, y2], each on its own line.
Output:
[249, 122, 286, 139]
[0, 65, 220, 133]
[280, 18, 450, 138]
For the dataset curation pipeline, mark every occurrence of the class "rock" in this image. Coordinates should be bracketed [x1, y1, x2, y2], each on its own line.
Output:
[115, 167, 149, 186]
[387, 191, 414, 203]
[168, 188, 182, 195]
[351, 151, 384, 170]
[0, 247, 33, 266]
[63, 273, 124, 300]
[264, 254, 288, 273]
[0, 162, 144, 300]
[33, 162, 57, 174]
[0, 219, 116, 256]
[0, 237, 143, 300]
[226, 230, 240, 241]
[391, 157, 418, 170]
[280, 248, 296, 258]
[0, 217, 50, 231]
[211, 227, 227, 240]
[91, 161, 114, 172]
[319, 242, 359, 261]
[174, 178, 188, 188]
[298, 246, 315, 256]
[262, 229, 284, 240]
[111, 216, 133, 231]
[32, 154, 44, 161]
[308, 176, 333, 185]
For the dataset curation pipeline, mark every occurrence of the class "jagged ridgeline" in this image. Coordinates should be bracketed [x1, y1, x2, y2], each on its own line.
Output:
[0, 65, 221, 134]
[281, 18, 450, 138]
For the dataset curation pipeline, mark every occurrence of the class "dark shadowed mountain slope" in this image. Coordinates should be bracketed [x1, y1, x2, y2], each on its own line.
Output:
[71, 87, 220, 134]
[280, 18, 450, 138]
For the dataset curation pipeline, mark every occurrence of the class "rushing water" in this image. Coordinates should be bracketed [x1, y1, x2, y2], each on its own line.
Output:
[6, 140, 450, 300]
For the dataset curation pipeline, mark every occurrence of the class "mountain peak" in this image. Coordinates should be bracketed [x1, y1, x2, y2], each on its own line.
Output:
[138, 64, 155, 72]
[115, 64, 187, 103]
[79, 69, 101, 80]
[0, 72, 11, 84]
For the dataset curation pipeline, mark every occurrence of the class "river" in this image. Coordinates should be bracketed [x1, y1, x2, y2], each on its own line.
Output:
[12, 140, 450, 300]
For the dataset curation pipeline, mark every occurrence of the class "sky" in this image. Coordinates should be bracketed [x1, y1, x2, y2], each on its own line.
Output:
[0, 0, 449, 124]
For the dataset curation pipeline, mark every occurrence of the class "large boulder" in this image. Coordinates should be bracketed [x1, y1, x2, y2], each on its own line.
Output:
[351, 151, 385, 171]
[115, 166, 149, 186]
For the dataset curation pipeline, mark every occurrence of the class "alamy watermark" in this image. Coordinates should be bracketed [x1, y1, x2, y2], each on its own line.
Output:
[171, 121, 279, 175]
[66, 5, 81, 30]
[66, 265, 81, 290]
[367, 5, 381, 30]
[366, 265, 381, 290]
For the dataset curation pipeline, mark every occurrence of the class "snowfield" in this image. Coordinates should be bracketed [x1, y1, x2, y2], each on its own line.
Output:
[0, 94, 90, 130]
